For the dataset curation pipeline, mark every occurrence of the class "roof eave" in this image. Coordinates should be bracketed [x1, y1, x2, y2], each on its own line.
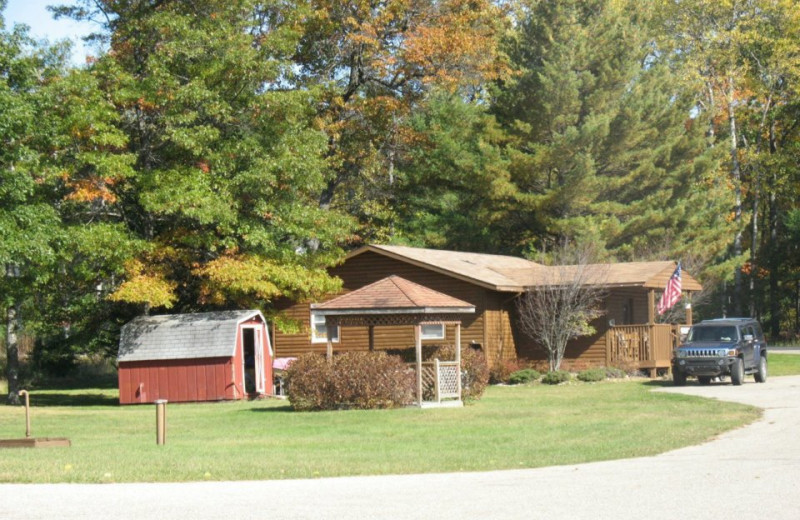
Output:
[311, 306, 475, 315]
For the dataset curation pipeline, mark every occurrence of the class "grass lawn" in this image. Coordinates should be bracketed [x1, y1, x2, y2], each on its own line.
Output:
[0, 380, 759, 483]
[769, 353, 800, 376]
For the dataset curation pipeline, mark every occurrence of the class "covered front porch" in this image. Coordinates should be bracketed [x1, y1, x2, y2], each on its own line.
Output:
[605, 284, 695, 376]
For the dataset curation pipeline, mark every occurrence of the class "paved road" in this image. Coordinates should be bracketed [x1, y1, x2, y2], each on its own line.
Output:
[2, 376, 799, 520]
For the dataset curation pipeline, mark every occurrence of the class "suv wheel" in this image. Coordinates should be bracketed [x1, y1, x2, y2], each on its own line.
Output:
[673, 369, 687, 386]
[754, 356, 767, 383]
[731, 358, 744, 386]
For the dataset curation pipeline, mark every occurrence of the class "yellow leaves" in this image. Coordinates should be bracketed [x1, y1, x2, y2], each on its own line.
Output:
[400, 0, 510, 87]
[63, 175, 119, 204]
[194, 254, 283, 303]
[108, 260, 177, 309]
[194, 252, 343, 306]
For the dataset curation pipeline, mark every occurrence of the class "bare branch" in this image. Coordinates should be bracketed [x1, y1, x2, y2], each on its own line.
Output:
[516, 244, 608, 371]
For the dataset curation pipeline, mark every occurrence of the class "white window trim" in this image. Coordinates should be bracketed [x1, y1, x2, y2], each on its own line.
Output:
[311, 311, 339, 344]
[420, 323, 445, 340]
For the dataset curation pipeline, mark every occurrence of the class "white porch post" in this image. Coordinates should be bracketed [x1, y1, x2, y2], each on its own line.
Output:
[455, 323, 462, 401]
[415, 324, 422, 407]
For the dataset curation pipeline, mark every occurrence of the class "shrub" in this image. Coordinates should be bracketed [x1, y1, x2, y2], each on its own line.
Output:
[541, 370, 572, 385]
[507, 368, 541, 385]
[489, 358, 524, 384]
[431, 345, 490, 400]
[286, 352, 415, 411]
[284, 354, 333, 411]
[577, 368, 606, 382]
[604, 366, 626, 379]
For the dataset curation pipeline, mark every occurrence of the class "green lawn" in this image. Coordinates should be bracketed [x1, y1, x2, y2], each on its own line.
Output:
[769, 353, 800, 376]
[0, 380, 759, 483]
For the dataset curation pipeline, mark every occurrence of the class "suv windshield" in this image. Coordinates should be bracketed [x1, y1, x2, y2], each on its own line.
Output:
[688, 325, 738, 342]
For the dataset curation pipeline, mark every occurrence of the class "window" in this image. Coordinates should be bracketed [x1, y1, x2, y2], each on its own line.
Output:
[622, 298, 634, 325]
[420, 323, 445, 340]
[311, 312, 339, 344]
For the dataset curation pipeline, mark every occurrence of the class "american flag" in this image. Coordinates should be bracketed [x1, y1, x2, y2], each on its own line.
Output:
[657, 263, 682, 315]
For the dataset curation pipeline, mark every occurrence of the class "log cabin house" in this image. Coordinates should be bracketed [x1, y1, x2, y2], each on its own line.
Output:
[274, 245, 702, 375]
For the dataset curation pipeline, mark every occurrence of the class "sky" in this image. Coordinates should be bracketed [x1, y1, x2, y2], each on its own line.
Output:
[3, 0, 98, 66]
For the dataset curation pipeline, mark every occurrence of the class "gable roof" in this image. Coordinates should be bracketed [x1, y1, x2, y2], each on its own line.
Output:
[312, 275, 475, 315]
[118, 310, 267, 362]
[347, 244, 544, 292]
[347, 245, 702, 292]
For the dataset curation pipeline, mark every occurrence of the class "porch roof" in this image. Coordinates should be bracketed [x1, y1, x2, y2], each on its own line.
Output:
[311, 275, 475, 317]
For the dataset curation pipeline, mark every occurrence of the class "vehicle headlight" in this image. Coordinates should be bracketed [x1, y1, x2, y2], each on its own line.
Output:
[725, 349, 738, 357]
[675, 350, 687, 359]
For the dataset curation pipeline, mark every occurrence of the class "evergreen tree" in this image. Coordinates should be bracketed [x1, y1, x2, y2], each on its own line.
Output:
[492, 0, 735, 279]
[392, 92, 515, 252]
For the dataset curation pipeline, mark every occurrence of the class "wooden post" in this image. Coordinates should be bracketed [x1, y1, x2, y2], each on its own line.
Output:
[455, 323, 462, 401]
[647, 289, 656, 325]
[685, 301, 693, 326]
[368, 325, 375, 352]
[415, 324, 422, 407]
[155, 399, 167, 445]
[19, 390, 30, 438]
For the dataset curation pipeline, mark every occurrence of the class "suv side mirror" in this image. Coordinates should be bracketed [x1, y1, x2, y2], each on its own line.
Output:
[743, 334, 754, 342]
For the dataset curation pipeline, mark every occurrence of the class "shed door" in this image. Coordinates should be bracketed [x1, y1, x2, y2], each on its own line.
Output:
[253, 325, 265, 393]
[242, 325, 266, 395]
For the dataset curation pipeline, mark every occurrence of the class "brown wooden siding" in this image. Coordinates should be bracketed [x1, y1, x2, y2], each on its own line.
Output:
[482, 292, 518, 365]
[274, 251, 497, 359]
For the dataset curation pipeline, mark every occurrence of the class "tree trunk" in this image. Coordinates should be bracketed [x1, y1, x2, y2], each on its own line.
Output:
[768, 123, 780, 337]
[728, 82, 743, 317]
[749, 171, 759, 318]
[5, 302, 21, 406]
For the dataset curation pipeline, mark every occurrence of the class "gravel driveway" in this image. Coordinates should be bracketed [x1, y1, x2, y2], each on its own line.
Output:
[2, 376, 799, 520]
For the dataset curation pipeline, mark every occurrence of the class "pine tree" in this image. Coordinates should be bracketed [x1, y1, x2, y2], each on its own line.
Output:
[492, 0, 736, 279]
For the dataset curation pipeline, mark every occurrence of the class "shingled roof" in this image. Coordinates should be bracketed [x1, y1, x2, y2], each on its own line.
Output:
[118, 310, 268, 362]
[348, 245, 702, 292]
[311, 275, 475, 315]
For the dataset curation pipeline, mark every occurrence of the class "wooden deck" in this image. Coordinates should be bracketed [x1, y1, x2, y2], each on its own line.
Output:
[606, 324, 685, 376]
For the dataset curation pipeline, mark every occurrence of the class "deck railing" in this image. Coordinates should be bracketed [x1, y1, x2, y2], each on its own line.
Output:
[607, 324, 680, 373]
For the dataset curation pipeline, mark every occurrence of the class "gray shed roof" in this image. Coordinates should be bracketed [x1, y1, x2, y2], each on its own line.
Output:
[118, 310, 267, 362]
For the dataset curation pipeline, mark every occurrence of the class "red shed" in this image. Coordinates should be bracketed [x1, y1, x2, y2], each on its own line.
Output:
[117, 310, 273, 405]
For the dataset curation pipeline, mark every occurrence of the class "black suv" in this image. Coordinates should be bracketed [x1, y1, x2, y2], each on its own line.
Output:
[672, 318, 768, 386]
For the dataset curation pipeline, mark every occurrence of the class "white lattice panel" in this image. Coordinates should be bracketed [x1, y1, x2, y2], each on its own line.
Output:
[437, 363, 459, 398]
